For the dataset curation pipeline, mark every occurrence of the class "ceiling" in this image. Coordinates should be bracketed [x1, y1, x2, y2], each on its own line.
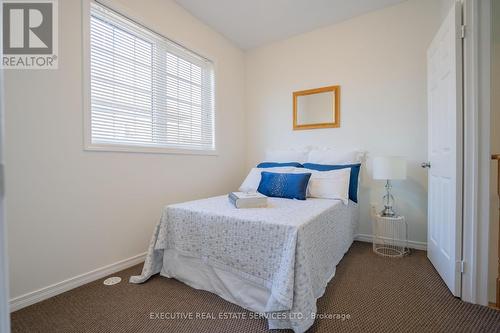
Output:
[174, 0, 407, 49]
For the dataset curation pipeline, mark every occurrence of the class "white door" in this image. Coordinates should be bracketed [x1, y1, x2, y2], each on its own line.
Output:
[426, 2, 463, 297]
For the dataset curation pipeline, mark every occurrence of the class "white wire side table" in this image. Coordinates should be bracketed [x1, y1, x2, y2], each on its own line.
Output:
[372, 214, 409, 257]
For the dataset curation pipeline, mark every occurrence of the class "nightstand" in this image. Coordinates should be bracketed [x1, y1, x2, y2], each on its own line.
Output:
[372, 214, 409, 257]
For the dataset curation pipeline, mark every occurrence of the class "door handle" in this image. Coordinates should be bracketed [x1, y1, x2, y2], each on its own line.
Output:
[421, 162, 431, 169]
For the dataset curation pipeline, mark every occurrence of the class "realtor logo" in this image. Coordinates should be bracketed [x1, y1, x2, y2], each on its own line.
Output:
[2, 0, 58, 69]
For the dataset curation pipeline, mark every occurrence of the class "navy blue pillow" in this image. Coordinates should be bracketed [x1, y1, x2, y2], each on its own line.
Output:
[256, 162, 304, 168]
[257, 172, 311, 200]
[302, 163, 361, 203]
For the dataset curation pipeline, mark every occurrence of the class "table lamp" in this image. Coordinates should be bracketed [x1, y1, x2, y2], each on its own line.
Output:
[372, 156, 407, 217]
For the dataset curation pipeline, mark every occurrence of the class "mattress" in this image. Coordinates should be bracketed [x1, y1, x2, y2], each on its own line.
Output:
[130, 195, 359, 333]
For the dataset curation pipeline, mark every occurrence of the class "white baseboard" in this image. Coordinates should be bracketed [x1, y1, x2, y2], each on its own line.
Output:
[9, 252, 146, 312]
[355, 234, 427, 251]
[9, 235, 426, 312]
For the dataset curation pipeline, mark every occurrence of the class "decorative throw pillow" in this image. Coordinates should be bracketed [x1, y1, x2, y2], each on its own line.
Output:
[256, 162, 304, 168]
[257, 172, 312, 200]
[305, 168, 351, 205]
[302, 163, 361, 203]
[239, 167, 294, 192]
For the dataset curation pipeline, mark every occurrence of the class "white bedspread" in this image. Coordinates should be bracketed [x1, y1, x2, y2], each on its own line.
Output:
[130, 196, 358, 333]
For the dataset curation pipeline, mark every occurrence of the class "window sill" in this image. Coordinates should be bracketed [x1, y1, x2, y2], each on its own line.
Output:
[84, 143, 218, 156]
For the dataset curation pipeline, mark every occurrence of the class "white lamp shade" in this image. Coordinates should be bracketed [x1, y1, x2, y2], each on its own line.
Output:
[372, 156, 407, 180]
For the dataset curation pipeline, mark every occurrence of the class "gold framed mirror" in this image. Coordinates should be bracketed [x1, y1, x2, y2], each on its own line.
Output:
[293, 85, 340, 130]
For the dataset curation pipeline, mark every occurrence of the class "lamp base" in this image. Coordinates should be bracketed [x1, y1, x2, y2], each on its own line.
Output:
[380, 205, 396, 217]
[380, 180, 397, 217]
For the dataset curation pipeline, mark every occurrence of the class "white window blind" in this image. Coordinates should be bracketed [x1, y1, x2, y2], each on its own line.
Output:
[89, 2, 215, 152]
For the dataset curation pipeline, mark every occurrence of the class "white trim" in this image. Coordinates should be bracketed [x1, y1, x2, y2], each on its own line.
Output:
[0, 2, 10, 331]
[9, 252, 146, 312]
[462, 0, 479, 304]
[474, 0, 492, 306]
[461, 0, 491, 305]
[84, 143, 218, 156]
[354, 234, 427, 251]
[81, 0, 219, 157]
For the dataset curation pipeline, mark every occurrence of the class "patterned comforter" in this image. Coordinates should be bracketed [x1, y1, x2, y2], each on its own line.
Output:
[130, 195, 358, 333]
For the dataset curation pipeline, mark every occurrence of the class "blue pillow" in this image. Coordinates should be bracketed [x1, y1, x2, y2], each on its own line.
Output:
[302, 163, 361, 203]
[256, 162, 304, 168]
[257, 172, 311, 200]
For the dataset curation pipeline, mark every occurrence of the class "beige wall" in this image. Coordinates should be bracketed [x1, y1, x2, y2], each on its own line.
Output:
[4, 0, 246, 299]
[490, 0, 500, 304]
[244, 0, 442, 244]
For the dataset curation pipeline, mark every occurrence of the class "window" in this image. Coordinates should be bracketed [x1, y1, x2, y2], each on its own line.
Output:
[87, 2, 215, 153]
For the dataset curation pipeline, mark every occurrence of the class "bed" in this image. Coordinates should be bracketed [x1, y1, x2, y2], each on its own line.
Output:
[130, 195, 359, 333]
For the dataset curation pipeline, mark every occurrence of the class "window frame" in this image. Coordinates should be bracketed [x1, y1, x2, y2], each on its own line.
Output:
[82, 0, 217, 156]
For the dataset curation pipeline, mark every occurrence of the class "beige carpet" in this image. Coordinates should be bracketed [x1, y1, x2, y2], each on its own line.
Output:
[11, 242, 500, 332]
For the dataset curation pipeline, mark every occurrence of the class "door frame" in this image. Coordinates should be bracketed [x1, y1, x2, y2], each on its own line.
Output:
[0, 2, 10, 332]
[461, 0, 491, 306]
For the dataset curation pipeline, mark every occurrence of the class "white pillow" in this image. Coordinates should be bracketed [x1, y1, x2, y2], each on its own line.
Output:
[304, 168, 351, 205]
[307, 148, 361, 165]
[238, 167, 295, 192]
[264, 149, 309, 163]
